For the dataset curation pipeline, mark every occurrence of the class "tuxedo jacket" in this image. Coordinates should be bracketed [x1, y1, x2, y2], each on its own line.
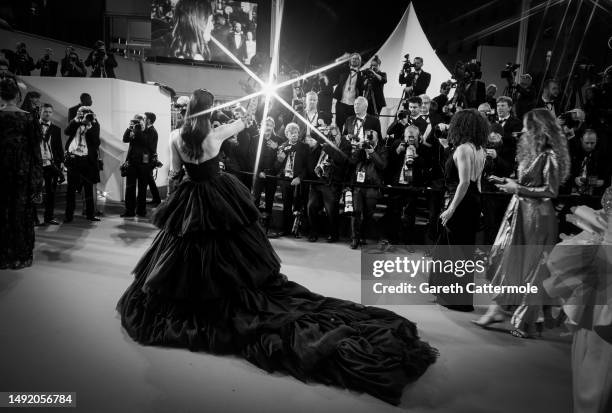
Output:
[399, 70, 431, 96]
[342, 114, 382, 141]
[122, 126, 158, 164]
[492, 116, 522, 176]
[292, 110, 333, 139]
[535, 96, 561, 117]
[68, 104, 82, 122]
[42, 123, 64, 166]
[226, 32, 247, 61]
[332, 68, 365, 102]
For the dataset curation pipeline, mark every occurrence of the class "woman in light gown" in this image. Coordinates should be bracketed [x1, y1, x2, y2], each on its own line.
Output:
[116, 89, 437, 405]
[473, 108, 570, 338]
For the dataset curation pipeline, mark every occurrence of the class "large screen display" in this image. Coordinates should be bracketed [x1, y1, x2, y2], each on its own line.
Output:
[151, 0, 259, 65]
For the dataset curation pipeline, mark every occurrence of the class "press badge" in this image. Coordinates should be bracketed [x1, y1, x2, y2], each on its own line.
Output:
[356, 170, 365, 183]
[285, 169, 293, 178]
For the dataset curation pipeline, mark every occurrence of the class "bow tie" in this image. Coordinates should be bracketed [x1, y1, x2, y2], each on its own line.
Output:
[41, 121, 50, 126]
[350, 68, 358, 73]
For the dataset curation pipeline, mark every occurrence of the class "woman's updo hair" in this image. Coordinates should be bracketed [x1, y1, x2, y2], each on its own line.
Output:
[0, 75, 20, 102]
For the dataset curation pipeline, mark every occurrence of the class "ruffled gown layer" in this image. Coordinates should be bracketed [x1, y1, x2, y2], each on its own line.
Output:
[117, 157, 437, 405]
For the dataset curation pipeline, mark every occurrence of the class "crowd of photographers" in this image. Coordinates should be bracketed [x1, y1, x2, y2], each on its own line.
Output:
[173, 52, 612, 249]
[1, 40, 118, 78]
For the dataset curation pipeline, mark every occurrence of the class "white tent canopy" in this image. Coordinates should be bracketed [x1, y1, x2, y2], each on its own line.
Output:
[364, 2, 451, 100]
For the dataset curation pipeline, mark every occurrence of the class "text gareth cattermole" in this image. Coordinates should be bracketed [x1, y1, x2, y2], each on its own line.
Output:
[372, 257, 486, 278]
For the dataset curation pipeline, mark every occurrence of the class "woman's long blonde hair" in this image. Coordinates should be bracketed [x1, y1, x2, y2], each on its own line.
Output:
[517, 108, 570, 183]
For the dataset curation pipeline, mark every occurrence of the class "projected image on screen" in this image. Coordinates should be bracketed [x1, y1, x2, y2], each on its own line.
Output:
[151, 0, 258, 65]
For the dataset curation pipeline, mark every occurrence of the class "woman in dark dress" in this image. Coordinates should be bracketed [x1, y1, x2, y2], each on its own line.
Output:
[117, 90, 437, 405]
[429, 109, 487, 311]
[0, 76, 43, 269]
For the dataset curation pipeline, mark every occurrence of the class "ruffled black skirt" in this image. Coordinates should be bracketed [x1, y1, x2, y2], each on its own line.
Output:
[117, 172, 437, 405]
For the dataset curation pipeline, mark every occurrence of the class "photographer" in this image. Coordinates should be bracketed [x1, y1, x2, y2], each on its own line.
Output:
[537, 78, 561, 116]
[144, 112, 162, 206]
[38, 103, 64, 225]
[332, 53, 365, 129]
[450, 60, 486, 109]
[433, 81, 453, 121]
[348, 125, 387, 250]
[121, 114, 157, 218]
[274, 123, 308, 238]
[381, 125, 426, 247]
[485, 84, 497, 112]
[343, 96, 382, 143]
[60, 47, 86, 77]
[69, 93, 93, 122]
[514, 74, 535, 119]
[404, 96, 428, 136]
[85, 41, 117, 78]
[233, 105, 260, 190]
[306, 123, 352, 243]
[362, 55, 387, 116]
[399, 56, 431, 97]
[569, 129, 608, 199]
[252, 117, 285, 231]
[315, 73, 333, 116]
[20, 91, 42, 118]
[35, 48, 58, 77]
[292, 91, 332, 140]
[64, 107, 101, 222]
[385, 110, 409, 145]
[2, 42, 35, 76]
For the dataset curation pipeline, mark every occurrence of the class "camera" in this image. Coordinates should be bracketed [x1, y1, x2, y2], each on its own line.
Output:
[501, 62, 520, 80]
[292, 98, 304, 112]
[558, 111, 580, 130]
[402, 53, 414, 73]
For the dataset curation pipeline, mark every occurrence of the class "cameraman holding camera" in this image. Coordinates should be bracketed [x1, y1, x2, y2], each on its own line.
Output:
[2, 42, 35, 76]
[399, 56, 431, 98]
[35, 48, 58, 77]
[85, 41, 117, 78]
[333, 53, 365, 129]
[121, 114, 158, 218]
[63, 106, 101, 223]
[348, 123, 387, 250]
[362, 55, 387, 116]
[60, 47, 86, 77]
[305, 123, 352, 243]
[144, 112, 162, 206]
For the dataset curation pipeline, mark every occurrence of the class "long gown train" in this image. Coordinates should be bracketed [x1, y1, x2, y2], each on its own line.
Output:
[117, 156, 437, 405]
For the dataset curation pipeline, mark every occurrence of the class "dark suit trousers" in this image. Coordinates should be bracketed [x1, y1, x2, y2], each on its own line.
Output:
[125, 164, 150, 215]
[351, 187, 380, 240]
[42, 165, 58, 221]
[253, 175, 278, 214]
[335, 101, 355, 129]
[65, 158, 95, 219]
[381, 188, 418, 244]
[147, 170, 161, 203]
[307, 183, 342, 238]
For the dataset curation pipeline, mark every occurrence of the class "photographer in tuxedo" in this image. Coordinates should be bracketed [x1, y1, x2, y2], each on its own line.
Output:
[292, 92, 332, 140]
[481, 96, 522, 244]
[362, 55, 387, 116]
[537, 79, 561, 117]
[144, 112, 162, 206]
[68, 93, 93, 121]
[399, 56, 431, 98]
[252, 117, 285, 231]
[404, 96, 428, 136]
[2, 42, 35, 76]
[38, 104, 64, 225]
[121, 114, 158, 218]
[342, 96, 382, 143]
[347, 122, 387, 249]
[333, 53, 365, 129]
[306, 123, 352, 243]
[63, 107, 101, 223]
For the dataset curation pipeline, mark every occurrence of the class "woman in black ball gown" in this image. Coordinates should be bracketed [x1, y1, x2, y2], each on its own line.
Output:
[116, 90, 437, 405]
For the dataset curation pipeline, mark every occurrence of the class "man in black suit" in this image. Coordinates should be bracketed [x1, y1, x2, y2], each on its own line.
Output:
[121, 114, 158, 218]
[35, 48, 58, 77]
[343, 96, 382, 143]
[68, 93, 92, 121]
[482, 96, 522, 244]
[362, 55, 387, 116]
[144, 112, 162, 206]
[536, 79, 561, 117]
[85, 41, 118, 78]
[399, 56, 431, 97]
[226, 22, 247, 63]
[64, 107, 101, 222]
[333, 53, 365, 129]
[39, 103, 64, 225]
[292, 91, 332, 140]
[404, 96, 428, 136]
